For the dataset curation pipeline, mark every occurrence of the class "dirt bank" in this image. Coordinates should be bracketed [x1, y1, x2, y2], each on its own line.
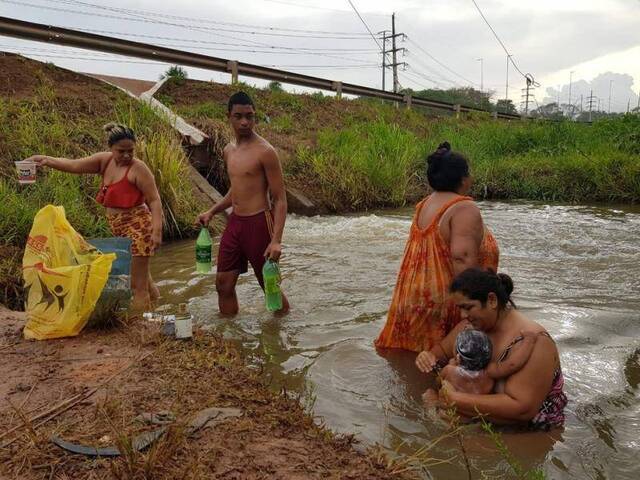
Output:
[0, 307, 415, 479]
[0, 52, 121, 120]
[154, 78, 433, 210]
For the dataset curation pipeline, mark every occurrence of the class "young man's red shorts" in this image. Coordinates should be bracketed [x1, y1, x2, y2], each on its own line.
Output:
[217, 210, 274, 288]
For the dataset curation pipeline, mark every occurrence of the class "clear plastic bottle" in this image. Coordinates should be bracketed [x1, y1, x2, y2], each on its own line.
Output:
[262, 259, 283, 312]
[195, 227, 212, 273]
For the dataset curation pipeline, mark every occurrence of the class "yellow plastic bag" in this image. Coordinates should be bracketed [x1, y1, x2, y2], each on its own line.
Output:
[22, 205, 115, 340]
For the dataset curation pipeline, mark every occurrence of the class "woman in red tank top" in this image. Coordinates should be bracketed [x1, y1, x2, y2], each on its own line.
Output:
[25, 123, 163, 310]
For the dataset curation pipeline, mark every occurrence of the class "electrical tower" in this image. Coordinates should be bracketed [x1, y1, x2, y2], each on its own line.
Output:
[586, 90, 597, 122]
[383, 13, 406, 93]
[520, 75, 535, 116]
[379, 30, 389, 91]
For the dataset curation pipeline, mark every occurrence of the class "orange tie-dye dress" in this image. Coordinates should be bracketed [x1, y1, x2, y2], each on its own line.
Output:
[375, 196, 499, 352]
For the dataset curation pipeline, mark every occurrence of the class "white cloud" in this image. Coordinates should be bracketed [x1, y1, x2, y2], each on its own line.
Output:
[541, 44, 640, 90]
[0, 0, 638, 108]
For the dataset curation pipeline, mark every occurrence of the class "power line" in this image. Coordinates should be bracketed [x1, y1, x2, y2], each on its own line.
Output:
[403, 69, 447, 89]
[406, 55, 463, 88]
[264, 0, 387, 16]
[43, 0, 373, 38]
[3, 0, 377, 40]
[346, 0, 403, 92]
[469, 0, 531, 81]
[73, 28, 379, 53]
[406, 37, 476, 87]
[0, 41, 376, 61]
[345, 0, 385, 52]
[2, 0, 381, 64]
[6, 50, 381, 70]
[399, 73, 429, 91]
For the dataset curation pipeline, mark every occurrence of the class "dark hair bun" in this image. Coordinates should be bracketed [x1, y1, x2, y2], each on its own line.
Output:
[427, 141, 452, 166]
[103, 122, 136, 146]
[103, 122, 120, 134]
[437, 141, 451, 153]
[497, 273, 514, 298]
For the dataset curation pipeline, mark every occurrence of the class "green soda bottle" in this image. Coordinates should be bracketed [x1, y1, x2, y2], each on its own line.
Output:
[262, 259, 283, 312]
[195, 227, 212, 273]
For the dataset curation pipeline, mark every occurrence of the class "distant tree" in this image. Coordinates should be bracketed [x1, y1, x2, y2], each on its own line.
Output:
[495, 99, 518, 115]
[575, 110, 626, 122]
[161, 65, 188, 82]
[530, 102, 564, 120]
[410, 87, 493, 111]
[268, 81, 283, 92]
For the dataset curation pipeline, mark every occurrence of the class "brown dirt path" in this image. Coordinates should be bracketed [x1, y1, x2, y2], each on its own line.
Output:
[0, 308, 416, 479]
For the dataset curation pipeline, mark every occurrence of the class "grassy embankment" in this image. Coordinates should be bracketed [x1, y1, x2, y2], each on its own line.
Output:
[157, 78, 640, 210]
[0, 54, 211, 309]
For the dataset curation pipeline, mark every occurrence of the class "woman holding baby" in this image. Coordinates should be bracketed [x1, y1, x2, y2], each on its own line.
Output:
[376, 142, 566, 428]
[417, 268, 567, 429]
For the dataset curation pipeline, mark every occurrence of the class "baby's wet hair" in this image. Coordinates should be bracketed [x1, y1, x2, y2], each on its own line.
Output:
[103, 122, 136, 147]
[455, 329, 493, 371]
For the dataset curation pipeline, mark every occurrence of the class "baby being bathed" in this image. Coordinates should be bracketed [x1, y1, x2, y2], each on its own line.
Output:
[425, 328, 537, 401]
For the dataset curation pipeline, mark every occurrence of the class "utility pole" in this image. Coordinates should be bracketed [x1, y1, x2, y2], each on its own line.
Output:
[380, 30, 388, 91]
[627, 98, 630, 113]
[505, 54, 512, 107]
[522, 76, 533, 116]
[386, 13, 406, 94]
[608, 79, 613, 113]
[587, 89, 596, 122]
[392, 13, 399, 93]
[580, 94, 583, 113]
[568, 70, 574, 107]
[477, 57, 484, 93]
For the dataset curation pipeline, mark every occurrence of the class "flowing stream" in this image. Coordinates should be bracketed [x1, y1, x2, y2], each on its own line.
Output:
[151, 201, 640, 479]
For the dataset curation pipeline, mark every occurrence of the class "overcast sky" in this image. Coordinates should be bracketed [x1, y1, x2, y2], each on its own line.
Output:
[1, 0, 638, 111]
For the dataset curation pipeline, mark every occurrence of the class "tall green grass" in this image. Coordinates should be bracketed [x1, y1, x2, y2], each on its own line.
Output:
[424, 115, 640, 202]
[0, 86, 206, 308]
[292, 121, 425, 210]
[137, 132, 202, 239]
[290, 113, 640, 209]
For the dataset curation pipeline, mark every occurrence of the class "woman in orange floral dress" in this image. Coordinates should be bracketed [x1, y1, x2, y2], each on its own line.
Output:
[375, 142, 499, 352]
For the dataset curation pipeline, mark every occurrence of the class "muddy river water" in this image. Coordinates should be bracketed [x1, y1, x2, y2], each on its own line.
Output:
[152, 201, 640, 479]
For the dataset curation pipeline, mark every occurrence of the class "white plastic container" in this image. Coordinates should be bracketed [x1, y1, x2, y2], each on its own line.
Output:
[174, 303, 192, 339]
[174, 314, 192, 339]
[15, 161, 37, 184]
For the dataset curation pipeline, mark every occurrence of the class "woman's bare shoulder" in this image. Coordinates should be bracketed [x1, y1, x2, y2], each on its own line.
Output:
[510, 310, 547, 334]
[131, 158, 151, 172]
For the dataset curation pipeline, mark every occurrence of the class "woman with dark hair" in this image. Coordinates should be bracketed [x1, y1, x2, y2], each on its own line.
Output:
[25, 123, 163, 309]
[376, 142, 499, 352]
[417, 268, 567, 429]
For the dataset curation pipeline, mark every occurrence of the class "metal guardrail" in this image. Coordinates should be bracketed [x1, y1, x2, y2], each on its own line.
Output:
[0, 16, 523, 120]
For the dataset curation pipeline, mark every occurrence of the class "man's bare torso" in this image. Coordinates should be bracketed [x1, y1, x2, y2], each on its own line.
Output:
[225, 134, 274, 216]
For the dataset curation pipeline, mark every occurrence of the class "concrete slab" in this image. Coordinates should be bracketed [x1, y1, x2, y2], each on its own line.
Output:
[86, 73, 155, 97]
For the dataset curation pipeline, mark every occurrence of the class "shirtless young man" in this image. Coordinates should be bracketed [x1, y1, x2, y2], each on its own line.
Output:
[197, 91, 289, 315]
